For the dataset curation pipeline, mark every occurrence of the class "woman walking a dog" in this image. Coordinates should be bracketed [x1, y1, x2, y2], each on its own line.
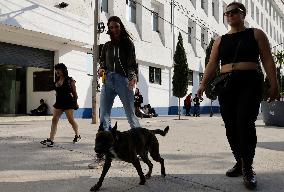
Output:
[40, 63, 81, 147]
[197, 2, 278, 190]
[89, 16, 141, 168]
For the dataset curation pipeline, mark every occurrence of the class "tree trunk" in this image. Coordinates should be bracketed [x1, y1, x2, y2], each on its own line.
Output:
[178, 98, 181, 120]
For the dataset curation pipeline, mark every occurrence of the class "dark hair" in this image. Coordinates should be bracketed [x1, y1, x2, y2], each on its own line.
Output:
[40, 99, 44, 102]
[54, 63, 68, 78]
[107, 16, 133, 43]
[227, 2, 246, 16]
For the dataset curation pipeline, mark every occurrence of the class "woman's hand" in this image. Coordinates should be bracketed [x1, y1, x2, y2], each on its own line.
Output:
[197, 84, 206, 98]
[267, 84, 279, 102]
[128, 78, 137, 90]
[97, 68, 105, 77]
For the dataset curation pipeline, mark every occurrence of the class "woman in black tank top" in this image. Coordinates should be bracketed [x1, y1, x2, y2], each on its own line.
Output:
[197, 2, 278, 190]
[40, 63, 81, 147]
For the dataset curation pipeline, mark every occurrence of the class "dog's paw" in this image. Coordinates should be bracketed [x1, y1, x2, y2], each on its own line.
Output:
[145, 173, 151, 179]
[139, 179, 146, 185]
[90, 184, 101, 191]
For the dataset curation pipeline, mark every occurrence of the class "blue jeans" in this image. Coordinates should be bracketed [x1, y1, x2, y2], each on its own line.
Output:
[100, 72, 141, 130]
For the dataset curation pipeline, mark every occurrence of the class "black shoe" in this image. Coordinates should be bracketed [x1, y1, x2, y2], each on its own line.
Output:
[226, 162, 242, 177]
[243, 166, 257, 190]
[73, 135, 81, 143]
[40, 138, 53, 147]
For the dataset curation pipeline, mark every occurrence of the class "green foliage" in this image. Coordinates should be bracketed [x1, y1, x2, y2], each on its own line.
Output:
[172, 32, 189, 98]
[204, 38, 220, 100]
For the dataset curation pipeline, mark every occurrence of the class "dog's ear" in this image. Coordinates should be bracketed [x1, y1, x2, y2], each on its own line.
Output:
[98, 122, 104, 132]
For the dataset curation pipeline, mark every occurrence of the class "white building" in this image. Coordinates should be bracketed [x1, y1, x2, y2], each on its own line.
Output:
[0, 0, 284, 117]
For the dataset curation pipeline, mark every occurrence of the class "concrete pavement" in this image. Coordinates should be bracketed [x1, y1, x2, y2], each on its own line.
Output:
[0, 115, 283, 192]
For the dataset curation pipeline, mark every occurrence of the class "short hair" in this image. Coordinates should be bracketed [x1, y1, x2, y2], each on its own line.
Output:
[227, 2, 246, 16]
[40, 99, 44, 102]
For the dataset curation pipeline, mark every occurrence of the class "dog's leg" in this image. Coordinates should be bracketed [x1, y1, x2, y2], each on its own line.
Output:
[132, 158, 146, 185]
[90, 158, 112, 191]
[150, 141, 166, 177]
[140, 153, 153, 179]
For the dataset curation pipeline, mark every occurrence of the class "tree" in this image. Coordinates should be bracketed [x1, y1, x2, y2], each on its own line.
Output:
[274, 50, 284, 94]
[172, 32, 190, 119]
[204, 38, 220, 116]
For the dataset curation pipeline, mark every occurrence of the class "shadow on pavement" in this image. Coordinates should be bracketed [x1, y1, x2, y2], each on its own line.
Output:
[257, 141, 284, 152]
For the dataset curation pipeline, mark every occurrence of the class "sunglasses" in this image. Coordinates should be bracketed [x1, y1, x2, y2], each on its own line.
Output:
[224, 8, 244, 16]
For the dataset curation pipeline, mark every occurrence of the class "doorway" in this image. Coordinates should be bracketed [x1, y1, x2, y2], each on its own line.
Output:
[0, 65, 27, 116]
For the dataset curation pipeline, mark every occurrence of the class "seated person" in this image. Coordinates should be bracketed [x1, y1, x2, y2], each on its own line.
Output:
[30, 99, 48, 116]
[146, 104, 158, 117]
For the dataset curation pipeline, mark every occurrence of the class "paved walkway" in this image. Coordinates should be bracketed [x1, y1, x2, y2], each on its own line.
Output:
[0, 115, 283, 192]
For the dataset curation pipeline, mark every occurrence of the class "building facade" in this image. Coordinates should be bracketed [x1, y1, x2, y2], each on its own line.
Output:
[0, 0, 284, 117]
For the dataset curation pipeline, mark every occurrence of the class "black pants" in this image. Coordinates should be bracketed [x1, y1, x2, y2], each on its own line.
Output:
[185, 106, 191, 115]
[218, 70, 263, 165]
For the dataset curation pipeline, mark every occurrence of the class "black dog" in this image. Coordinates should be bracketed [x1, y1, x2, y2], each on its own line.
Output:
[90, 122, 169, 191]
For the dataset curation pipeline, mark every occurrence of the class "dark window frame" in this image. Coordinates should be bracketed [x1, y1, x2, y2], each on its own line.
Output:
[149, 66, 162, 85]
[33, 70, 54, 92]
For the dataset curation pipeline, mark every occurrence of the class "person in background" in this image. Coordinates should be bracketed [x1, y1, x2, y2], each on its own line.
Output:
[184, 93, 192, 116]
[197, 2, 278, 189]
[193, 94, 203, 117]
[40, 63, 81, 147]
[134, 88, 144, 117]
[30, 99, 48, 116]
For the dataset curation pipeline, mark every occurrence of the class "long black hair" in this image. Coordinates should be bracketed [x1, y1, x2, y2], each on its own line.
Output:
[107, 16, 133, 44]
[54, 63, 69, 81]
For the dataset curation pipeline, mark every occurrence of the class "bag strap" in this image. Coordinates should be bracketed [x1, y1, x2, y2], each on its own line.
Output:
[232, 40, 242, 70]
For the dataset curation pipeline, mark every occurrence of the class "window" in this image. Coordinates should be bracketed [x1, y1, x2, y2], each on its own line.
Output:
[250, 1, 254, 19]
[188, 70, 193, 86]
[201, 28, 207, 49]
[101, 0, 108, 13]
[201, 0, 208, 15]
[149, 66, 161, 84]
[127, 0, 136, 23]
[266, 18, 268, 33]
[256, 7, 259, 24]
[199, 73, 204, 83]
[212, 0, 219, 22]
[244, 0, 248, 10]
[223, 2, 228, 28]
[33, 70, 54, 92]
[201, 32, 205, 49]
[152, 12, 159, 32]
[188, 26, 192, 43]
[261, 13, 264, 28]
[190, 0, 196, 8]
[201, 0, 205, 9]
[212, 2, 215, 17]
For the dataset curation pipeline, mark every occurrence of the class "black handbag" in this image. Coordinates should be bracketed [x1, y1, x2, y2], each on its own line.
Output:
[210, 40, 242, 96]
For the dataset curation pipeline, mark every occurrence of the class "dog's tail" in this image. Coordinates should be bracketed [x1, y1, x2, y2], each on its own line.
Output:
[152, 126, 169, 136]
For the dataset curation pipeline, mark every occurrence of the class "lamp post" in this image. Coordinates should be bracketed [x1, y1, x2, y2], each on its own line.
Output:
[92, 0, 101, 124]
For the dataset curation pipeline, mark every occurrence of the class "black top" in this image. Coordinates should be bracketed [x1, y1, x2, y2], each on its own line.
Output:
[53, 77, 76, 110]
[219, 28, 260, 66]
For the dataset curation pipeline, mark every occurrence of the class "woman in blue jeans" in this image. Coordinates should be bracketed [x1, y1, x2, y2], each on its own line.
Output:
[89, 16, 141, 169]
[98, 16, 141, 130]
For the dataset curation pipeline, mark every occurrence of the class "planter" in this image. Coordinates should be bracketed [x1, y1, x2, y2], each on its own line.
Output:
[261, 101, 284, 127]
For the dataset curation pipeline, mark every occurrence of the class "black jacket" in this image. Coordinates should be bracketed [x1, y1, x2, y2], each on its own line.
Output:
[99, 39, 138, 80]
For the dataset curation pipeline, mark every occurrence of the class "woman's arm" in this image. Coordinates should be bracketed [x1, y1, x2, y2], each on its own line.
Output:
[70, 79, 78, 102]
[197, 36, 221, 97]
[254, 28, 279, 101]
